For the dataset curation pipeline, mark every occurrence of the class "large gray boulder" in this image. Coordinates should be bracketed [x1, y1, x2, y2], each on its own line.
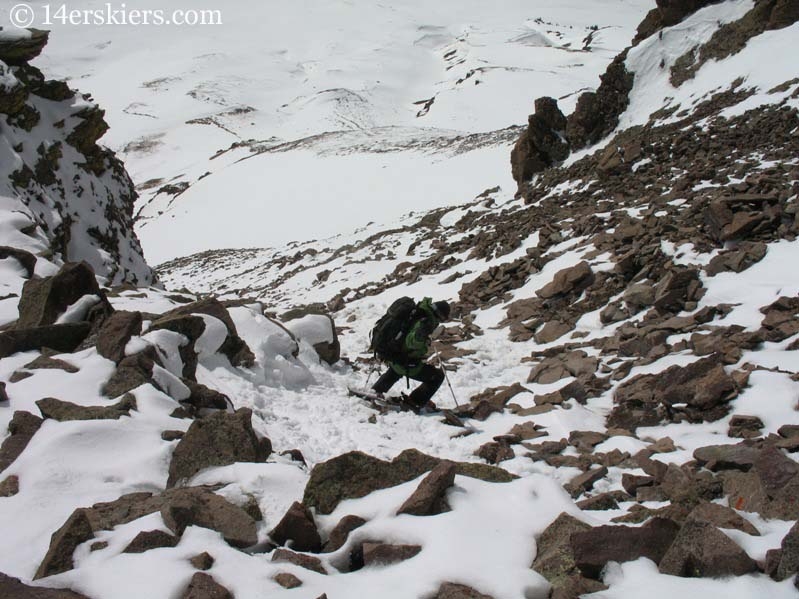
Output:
[658, 520, 758, 577]
[167, 408, 270, 487]
[16, 262, 100, 328]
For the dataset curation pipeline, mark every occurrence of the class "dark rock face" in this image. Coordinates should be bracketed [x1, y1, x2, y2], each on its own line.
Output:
[571, 518, 680, 578]
[101, 347, 160, 398]
[634, 0, 719, 43]
[511, 97, 569, 184]
[322, 515, 367, 553]
[181, 573, 233, 599]
[96, 311, 142, 363]
[268, 502, 322, 553]
[0, 411, 43, 473]
[0, 246, 37, 277]
[303, 449, 514, 515]
[659, 520, 758, 577]
[167, 408, 269, 487]
[362, 542, 421, 566]
[0, 382, 7, 403]
[16, 262, 100, 328]
[0, 323, 92, 359]
[123, 530, 179, 553]
[36, 395, 136, 422]
[609, 356, 738, 430]
[0, 572, 91, 598]
[397, 460, 457, 516]
[0, 28, 50, 65]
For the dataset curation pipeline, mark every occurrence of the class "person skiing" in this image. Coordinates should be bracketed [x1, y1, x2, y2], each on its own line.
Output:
[370, 297, 451, 413]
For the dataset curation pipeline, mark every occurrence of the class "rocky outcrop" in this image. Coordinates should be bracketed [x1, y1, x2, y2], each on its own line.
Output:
[511, 97, 569, 183]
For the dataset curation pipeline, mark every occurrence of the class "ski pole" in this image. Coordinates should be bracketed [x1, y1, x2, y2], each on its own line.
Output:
[434, 345, 459, 407]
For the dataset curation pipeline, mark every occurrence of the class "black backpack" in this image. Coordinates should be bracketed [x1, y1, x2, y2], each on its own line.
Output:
[369, 297, 418, 363]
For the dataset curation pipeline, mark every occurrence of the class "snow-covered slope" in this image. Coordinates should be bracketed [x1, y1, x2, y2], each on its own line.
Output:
[37, 0, 652, 264]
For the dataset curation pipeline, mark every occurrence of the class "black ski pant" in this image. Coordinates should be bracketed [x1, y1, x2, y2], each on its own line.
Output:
[372, 363, 445, 407]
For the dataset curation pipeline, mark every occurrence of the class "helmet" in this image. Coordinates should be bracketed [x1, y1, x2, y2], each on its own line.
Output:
[432, 300, 451, 321]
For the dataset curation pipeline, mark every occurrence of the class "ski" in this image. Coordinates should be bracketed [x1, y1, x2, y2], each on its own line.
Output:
[347, 387, 404, 411]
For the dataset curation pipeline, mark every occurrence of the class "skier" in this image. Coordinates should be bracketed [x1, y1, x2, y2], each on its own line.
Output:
[370, 297, 451, 413]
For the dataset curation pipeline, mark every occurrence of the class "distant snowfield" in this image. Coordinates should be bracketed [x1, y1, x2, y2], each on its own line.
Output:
[38, 0, 653, 264]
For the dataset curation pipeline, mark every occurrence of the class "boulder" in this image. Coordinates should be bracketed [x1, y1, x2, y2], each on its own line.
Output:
[0, 411, 43, 473]
[303, 449, 514, 515]
[0, 246, 37, 277]
[160, 489, 258, 548]
[0, 323, 92, 359]
[686, 502, 760, 536]
[362, 542, 421, 566]
[534, 321, 574, 344]
[0, 382, 7, 403]
[102, 347, 160, 398]
[271, 548, 326, 574]
[571, 518, 680, 578]
[181, 573, 233, 599]
[268, 502, 322, 553]
[181, 380, 231, 412]
[123, 530, 179, 553]
[0, 572, 91, 598]
[475, 441, 515, 464]
[431, 582, 495, 599]
[322, 515, 367, 553]
[609, 356, 738, 430]
[536, 262, 594, 300]
[273, 572, 302, 589]
[621, 473, 656, 496]
[397, 460, 456, 516]
[35, 510, 94, 579]
[727, 414, 764, 438]
[16, 262, 100, 328]
[167, 408, 270, 487]
[36, 395, 136, 422]
[158, 299, 255, 367]
[693, 443, 760, 471]
[653, 268, 701, 313]
[190, 553, 215, 571]
[0, 475, 19, 497]
[754, 445, 799, 497]
[776, 521, 799, 581]
[658, 520, 758, 577]
[760, 296, 799, 342]
[564, 466, 608, 498]
[511, 97, 570, 184]
[96, 311, 142, 363]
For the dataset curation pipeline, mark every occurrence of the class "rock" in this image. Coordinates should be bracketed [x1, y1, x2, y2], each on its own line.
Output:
[754, 445, 799, 498]
[653, 268, 701, 313]
[777, 521, 799, 581]
[565, 466, 608, 498]
[284, 313, 340, 365]
[779, 425, 799, 438]
[0, 246, 36, 277]
[273, 572, 302, 589]
[475, 441, 515, 464]
[531, 512, 593, 592]
[0, 28, 50, 65]
[271, 548, 326, 574]
[728, 414, 764, 438]
[181, 573, 233, 599]
[96, 311, 142, 363]
[182, 380, 231, 411]
[160, 488, 258, 548]
[534, 321, 574, 344]
[362, 542, 421, 566]
[397, 460, 456, 516]
[0, 323, 92, 359]
[0, 572, 91, 598]
[16, 262, 100, 328]
[23, 354, 79, 373]
[0, 382, 7, 403]
[621, 474, 656, 496]
[658, 520, 758, 577]
[760, 296, 799, 342]
[0, 411, 43, 473]
[576, 493, 621, 511]
[322, 515, 367, 553]
[34, 510, 94, 579]
[508, 421, 546, 441]
[149, 314, 205, 379]
[36, 395, 135, 422]
[190, 552, 215, 570]
[162, 430, 184, 441]
[158, 298, 255, 367]
[268, 502, 322, 553]
[609, 356, 738, 430]
[511, 97, 569, 184]
[623, 282, 655, 309]
[693, 443, 760, 471]
[123, 530, 179, 553]
[431, 582, 495, 599]
[0, 475, 20, 497]
[706, 242, 767, 276]
[303, 449, 514, 515]
[537, 262, 594, 299]
[571, 518, 681, 578]
[686, 502, 760, 536]
[167, 408, 269, 487]
[102, 347, 160, 398]
[568, 431, 608, 452]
